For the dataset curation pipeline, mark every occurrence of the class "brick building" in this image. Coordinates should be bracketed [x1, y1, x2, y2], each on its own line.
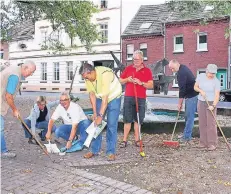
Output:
[121, 4, 230, 91]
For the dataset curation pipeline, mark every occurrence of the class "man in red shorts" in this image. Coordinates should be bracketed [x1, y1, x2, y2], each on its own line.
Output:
[119, 50, 153, 148]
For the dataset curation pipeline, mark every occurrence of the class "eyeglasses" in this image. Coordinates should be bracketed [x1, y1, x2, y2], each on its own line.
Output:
[67, 113, 71, 119]
[60, 98, 69, 102]
[82, 72, 91, 80]
[38, 103, 46, 106]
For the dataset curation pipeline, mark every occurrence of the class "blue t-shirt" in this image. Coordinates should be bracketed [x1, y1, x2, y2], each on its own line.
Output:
[6, 75, 19, 95]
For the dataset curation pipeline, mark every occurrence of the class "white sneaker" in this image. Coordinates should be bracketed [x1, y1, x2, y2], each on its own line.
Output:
[177, 133, 184, 139]
[1, 152, 16, 158]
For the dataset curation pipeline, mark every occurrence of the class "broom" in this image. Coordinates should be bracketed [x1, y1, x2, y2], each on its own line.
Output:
[163, 110, 180, 148]
[133, 77, 145, 157]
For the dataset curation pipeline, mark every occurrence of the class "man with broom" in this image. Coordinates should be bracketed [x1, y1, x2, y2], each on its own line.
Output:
[119, 50, 153, 149]
[168, 59, 198, 143]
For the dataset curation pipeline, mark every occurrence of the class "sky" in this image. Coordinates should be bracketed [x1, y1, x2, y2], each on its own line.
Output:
[121, 0, 166, 31]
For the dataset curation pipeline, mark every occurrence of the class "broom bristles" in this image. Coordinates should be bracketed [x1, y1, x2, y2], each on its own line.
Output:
[163, 140, 180, 148]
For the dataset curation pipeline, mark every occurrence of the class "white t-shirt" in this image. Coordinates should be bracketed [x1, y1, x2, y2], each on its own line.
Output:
[51, 102, 87, 124]
[196, 73, 220, 101]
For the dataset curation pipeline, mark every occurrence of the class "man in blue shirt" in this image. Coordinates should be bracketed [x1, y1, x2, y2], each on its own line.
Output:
[169, 59, 198, 143]
[1, 61, 36, 158]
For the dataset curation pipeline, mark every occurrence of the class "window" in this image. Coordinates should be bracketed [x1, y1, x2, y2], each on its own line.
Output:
[100, 0, 108, 8]
[140, 43, 147, 60]
[140, 22, 152, 29]
[126, 44, 134, 60]
[79, 61, 88, 82]
[174, 35, 183, 52]
[197, 33, 207, 51]
[52, 30, 60, 41]
[40, 28, 48, 46]
[66, 61, 73, 81]
[0, 49, 3, 59]
[41, 62, 47, 81]
[54, 62, 60, 81]
[99, 23, 108, 43]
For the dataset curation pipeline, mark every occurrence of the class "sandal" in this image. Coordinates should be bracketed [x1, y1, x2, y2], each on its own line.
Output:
[119, 141, 127, 148]
[135, 140, 144, 147]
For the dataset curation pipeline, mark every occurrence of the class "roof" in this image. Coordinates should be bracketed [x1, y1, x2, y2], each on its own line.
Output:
[10, 20, 35, 41]
[122, 4, 170, 37]
[122, 3, 228, 38]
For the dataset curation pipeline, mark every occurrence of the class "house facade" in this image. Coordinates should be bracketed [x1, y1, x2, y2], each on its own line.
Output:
[122, 4, 230, 93]
[9, 0, 121, 93]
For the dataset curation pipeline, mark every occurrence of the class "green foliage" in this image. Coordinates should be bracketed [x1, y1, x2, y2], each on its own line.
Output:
[1, 0, 100, 51]
[167, 0, 231, 38]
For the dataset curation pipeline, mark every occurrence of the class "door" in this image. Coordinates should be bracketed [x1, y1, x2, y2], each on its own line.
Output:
[216, 70, 227, 90]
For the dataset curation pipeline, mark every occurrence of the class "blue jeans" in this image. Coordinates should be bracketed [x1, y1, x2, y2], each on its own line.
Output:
[91, 97, 121, 155]
[183, 96, 198, 140]
[22, 119, 56, 139]
[1, 115, 7, 153]
[55, 119, 91, 146]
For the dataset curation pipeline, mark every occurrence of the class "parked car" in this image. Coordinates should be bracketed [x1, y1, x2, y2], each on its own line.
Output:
[219, 89, 231, 102]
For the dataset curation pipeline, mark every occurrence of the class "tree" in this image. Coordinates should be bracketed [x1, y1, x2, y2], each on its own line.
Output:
[166, 0, 231, 38]
[1, 0, 99, 51]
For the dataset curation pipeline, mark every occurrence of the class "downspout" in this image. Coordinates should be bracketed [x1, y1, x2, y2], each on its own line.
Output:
[163, 22, 166, 59]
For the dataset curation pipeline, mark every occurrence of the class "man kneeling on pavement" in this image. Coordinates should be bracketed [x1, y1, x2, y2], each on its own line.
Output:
[46, 92, 91, 152]
[22, 96, 58, 144]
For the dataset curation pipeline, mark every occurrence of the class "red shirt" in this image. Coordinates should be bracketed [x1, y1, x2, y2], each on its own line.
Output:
[120, 64, 153, 98]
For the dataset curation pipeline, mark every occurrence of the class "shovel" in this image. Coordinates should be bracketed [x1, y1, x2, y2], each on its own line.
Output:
[163, 111, 180, 148]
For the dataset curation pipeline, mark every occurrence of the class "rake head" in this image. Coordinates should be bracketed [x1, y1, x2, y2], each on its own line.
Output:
[163, 140, 180, 148]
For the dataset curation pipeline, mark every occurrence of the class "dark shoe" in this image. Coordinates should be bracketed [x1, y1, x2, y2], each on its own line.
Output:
[107, 154, 116, 161]
[135, 141, 144, 147]
[84, 152, 94, 159]
[119, 141, 127, 148]
[38, 132, 46, 141]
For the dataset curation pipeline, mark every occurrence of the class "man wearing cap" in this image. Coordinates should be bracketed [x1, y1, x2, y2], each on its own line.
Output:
[194, 64, 220, 151]
[168, 59, 198, 143]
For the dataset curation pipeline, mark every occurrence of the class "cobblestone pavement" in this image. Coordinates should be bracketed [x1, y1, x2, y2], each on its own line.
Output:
[1, 96, 152, 194]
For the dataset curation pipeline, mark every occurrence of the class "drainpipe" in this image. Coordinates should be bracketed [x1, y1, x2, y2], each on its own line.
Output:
[163, 22, 166, 59]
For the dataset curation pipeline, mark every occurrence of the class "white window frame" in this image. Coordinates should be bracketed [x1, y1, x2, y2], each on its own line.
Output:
[172, 72, 178, 87]
[100, 0, 108, 9]
[197, 32, 208, 52]
[140, 43, 147, 60]
[41, 62, 47, 81]
[79, 61, 88, 83]
[126, 44, 134, 60]
[53, 62, 60, 81]
[173, 35, 184, 53]
[197, 69, 206, 76]
[66, 61, 73, 81]
[99, 23, 108, 43]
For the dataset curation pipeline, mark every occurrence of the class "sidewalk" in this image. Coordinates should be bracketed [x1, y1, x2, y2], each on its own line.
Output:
[1, 115, 152, 194]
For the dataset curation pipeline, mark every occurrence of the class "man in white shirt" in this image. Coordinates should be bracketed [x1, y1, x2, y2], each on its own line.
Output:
[46, 92, 91, 152]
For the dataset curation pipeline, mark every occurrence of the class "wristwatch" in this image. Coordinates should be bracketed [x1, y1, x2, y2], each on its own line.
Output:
[98, 113, 103, 118]
[68, 139, 73, 143]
